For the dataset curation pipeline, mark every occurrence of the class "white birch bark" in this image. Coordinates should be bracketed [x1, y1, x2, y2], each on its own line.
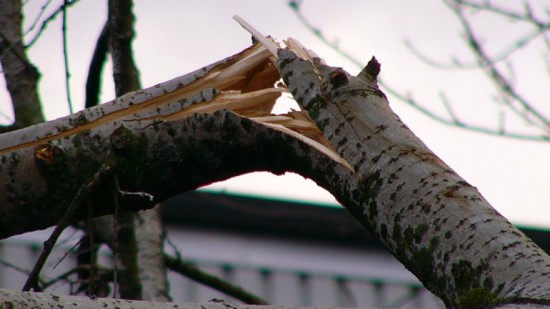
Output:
[135, 205, 171, 301]
[276, 48, 550, 308]
[0, 288, 547, 309]
[0, 289, 272, 309]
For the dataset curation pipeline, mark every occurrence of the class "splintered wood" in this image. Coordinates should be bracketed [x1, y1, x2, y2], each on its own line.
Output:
[0, 17, 351, 171]
[156, 35, 352, 170]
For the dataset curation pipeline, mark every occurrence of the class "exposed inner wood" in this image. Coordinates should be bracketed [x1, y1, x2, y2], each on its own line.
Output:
[0, 34, 352, 171]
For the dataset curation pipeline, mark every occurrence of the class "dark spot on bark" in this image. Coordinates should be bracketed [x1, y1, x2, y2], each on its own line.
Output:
[368, 199, 378, 219]
[328, 70, 349, 89]
[414, 224, 429, 243]
[337, 136, 348, 149]
[380, 224, 387, 239]
[110, 126, 138, 152]
[277, 56, 294, 70]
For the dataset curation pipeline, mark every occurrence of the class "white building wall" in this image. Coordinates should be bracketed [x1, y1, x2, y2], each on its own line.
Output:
[0, 226, 445, 308]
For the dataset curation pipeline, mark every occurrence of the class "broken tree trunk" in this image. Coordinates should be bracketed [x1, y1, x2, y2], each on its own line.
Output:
[0, 42, 346, 238]
[273, 41, 550, 307]
[1, 24, 550, 307]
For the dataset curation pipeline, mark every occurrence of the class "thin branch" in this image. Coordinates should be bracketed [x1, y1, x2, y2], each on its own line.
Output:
[112, 175, 119, 298]
[288, 0, 550, 142]
[40, 268, 79, 290]
[23, 0, 54, 36]
[439, 92, 463, 125]
[41, 265, 113, 291]
[52, 238, 82, 269]
[164, 254, 269, 305]
[455, 0, 550, 29]
[398, 91, 549, 141]
[0, 110, 13, 123]
[446, 1, 550, 129]
[24, 0, 80, 48]
[405, 28, 544, 69]
[62, 0, 73, 114]
[0, 258, 34, 278]
[85, 22, 110, 109]
[22, 164, 115, 292]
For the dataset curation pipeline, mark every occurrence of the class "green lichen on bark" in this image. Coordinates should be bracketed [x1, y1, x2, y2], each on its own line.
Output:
[451, 260, 490, 293]
[304, 94, 326, 123]
[69, 113, 89, 127]
[457, 287, 498, 308]
[108, 126, 151, 191]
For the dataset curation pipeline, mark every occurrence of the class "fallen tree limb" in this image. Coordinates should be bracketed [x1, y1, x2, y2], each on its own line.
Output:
[1, 18, 550, 308]
[0, 42, 348, 238]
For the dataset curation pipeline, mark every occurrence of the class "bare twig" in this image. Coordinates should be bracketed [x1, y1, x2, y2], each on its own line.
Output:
[52, 238, 82, 269]
[23, 0, 54, 36]
[455, 0, 550, 29]
[0, 258, 34, 277]
[404, 28, 543, 69]
[25, 0, 80, 48]
[112, 175, 119, 298]
[62, 0, 74, 114]
[439, 92, 463, 125]
[85, 22, 110, 109]
[164, 254, 269, 305]
[288, 0, 550, 142]
[446, 1, 550, 130]
[22, 164, 115, 292]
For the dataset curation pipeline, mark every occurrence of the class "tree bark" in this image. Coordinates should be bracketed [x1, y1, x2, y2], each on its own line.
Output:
[276, 47, 550, 308]
[108, 0, 145, 300]
[0, 289, 265, 309]
[136, 207, 171, 301]
[0, 43, 283, 237]
[0, 0, 44, 130]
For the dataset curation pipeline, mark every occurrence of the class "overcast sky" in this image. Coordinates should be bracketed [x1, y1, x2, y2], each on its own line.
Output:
[2, 0, 549, 228]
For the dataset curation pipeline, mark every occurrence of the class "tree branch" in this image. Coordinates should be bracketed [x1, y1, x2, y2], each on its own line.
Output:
[85, 22, 110, 109]
[276, 46, 550, 307]
[22, 164, 114, 292]
[24, 0, 81, 48]
[288, 0, 550, 142]
[0, 0, 44, 130]
[445, 1, 550, 130]
[107, 0, 146, 300]
[165, 254, 269, 305]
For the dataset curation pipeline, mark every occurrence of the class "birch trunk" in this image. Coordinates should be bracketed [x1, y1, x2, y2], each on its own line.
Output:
[276, 48, 550, 308]
[0, 0, 44, 130]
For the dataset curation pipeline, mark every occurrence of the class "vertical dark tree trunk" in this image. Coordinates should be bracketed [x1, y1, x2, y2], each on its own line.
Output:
[107, 0, 170, 301]
[0, 0, 44, 130]
[107, 0, 143, 300]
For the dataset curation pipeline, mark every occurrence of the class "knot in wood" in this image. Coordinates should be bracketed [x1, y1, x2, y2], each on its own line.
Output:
[110, 126, 138, 152]
[321, 68, 352, 98]
[34, 143, 64, 166]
